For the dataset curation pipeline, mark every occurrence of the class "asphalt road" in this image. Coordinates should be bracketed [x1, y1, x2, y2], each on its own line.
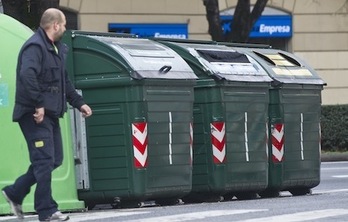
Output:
[1, 161, 347, 222]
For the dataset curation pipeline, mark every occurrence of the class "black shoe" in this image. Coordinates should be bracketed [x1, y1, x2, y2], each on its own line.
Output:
[1, 189, 24, 219]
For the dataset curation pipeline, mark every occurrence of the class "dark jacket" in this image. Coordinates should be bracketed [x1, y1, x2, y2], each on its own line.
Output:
[13, 27, 85, 121]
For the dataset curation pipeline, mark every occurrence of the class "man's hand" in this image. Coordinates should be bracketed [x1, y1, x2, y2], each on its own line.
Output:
[33, 107, 45, 124]
[80, 104, 92, 118]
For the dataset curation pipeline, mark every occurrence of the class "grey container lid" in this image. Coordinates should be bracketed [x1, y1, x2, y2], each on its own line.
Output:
[236, 47, 326, 86]
[88, 35, 197, 80]
[161, 41, 273, 83]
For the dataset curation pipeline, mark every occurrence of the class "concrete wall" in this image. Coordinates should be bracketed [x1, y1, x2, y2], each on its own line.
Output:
[60, 0, 348, 105]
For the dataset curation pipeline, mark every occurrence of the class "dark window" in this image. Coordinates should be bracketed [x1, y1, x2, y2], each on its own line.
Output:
[61, 8, 78, 30]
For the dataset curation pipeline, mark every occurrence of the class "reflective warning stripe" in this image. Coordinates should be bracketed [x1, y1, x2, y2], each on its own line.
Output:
[132, 122, 148, 168]
[271, 123, 284, 163]
[211, 122, 226, 164]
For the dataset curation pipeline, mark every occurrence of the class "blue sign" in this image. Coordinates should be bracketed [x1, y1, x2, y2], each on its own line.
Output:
[221, 15, 292, 38]
[108, 23, 188, 39]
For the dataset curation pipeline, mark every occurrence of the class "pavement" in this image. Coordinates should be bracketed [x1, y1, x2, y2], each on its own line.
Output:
[0, 151, 346, 221]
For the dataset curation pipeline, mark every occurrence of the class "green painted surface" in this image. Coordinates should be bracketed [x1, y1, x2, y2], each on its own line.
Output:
[279, 86, 322, 189]
[157, 40, 271, 198]
[238, 47, 324, 192]
[63, 32, 196, 206]
[192, 84, 270, 194]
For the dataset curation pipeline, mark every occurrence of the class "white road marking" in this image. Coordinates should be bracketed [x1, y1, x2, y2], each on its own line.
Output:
[69, 211, 150, 222]
[321, 161, 348, 165]
[321, 167, 348, 170]
[313, 188, 348, 194]
[0, 211, 150, 221]
[332, 175, 348, 178]
[127, 209, 267, 222]
[0, 215, 18, 221]
[237, 209, 348, 222]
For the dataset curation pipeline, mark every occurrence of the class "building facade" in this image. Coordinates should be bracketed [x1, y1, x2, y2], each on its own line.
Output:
[58, 0, 348, 105]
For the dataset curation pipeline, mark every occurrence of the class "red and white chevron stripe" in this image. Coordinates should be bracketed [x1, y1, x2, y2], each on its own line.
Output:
[211, 122, 226, 164]
[132, 122, 148, 168]
[271, 123, 284, 163]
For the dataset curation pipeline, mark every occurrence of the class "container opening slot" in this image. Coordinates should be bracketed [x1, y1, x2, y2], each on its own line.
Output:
[197, 50, 251, 63]
[253, 51, 302, 67]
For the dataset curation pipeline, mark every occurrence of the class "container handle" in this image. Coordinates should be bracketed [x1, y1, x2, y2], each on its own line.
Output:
[159, 65, 172, 74]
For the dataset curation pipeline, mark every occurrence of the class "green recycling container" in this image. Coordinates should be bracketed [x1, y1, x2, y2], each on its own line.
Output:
[156, 39, 272, 201]
[0, 14, 85, 215]
[235, 46, 325, 197]
[62, 31, 197, 208]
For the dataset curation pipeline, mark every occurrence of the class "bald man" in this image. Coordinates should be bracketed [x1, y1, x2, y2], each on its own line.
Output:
[2, 8, 92, 221]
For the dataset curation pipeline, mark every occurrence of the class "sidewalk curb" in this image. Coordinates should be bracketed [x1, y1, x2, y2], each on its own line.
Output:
[321, 152, 348, 162]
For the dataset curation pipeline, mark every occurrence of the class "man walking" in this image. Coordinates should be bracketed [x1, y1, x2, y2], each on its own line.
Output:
[2, 8, 92, 221]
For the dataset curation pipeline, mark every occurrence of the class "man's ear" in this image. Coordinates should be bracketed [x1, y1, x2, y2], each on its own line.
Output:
[53, 22, 59, 31]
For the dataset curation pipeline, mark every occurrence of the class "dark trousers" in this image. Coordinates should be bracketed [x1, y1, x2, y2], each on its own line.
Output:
[3, 114, 63, 220]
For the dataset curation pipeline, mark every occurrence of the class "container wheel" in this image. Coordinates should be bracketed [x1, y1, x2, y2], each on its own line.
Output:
[259, 189, 280, 198]
[235, 192, 258, 200]
[112, 200, 145, 209]
[156, 198, 181, 206]
[222, 193, 235, 201]
[289, 188, 312, 196]
[182, 196, 203, 204]
[183, 194, 223, 203]
[85, 202, 96, 210]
